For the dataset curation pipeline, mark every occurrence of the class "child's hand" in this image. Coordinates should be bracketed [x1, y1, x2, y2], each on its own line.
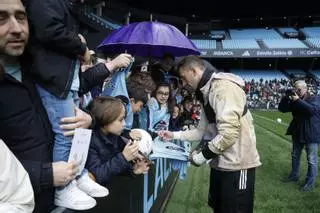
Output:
[133, 158, 150, 175]
[129, 130, 142, 141]
[122, 140, 139, 162]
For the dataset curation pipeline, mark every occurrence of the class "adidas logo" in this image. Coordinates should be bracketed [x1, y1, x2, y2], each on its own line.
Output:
[242, 51, 250, 56]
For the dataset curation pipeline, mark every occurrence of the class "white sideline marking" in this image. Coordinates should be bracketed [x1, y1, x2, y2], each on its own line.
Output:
[252, 114, 289, 127]
[255, 122, 291, 146]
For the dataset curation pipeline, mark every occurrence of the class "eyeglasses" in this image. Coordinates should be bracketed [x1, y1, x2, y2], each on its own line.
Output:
[157, 91, 170, 96]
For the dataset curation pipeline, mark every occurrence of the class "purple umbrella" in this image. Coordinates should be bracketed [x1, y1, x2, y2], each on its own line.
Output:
[97, 21, 200, 58]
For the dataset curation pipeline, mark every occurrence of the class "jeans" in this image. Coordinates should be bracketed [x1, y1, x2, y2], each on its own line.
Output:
[37, 85, 79, 162]
[291, 136, 318, 186]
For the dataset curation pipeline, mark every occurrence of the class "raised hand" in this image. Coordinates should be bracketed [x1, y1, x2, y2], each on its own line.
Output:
[122, 140, 140, 162]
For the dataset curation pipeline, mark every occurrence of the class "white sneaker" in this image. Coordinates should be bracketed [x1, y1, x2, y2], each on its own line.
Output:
[54, 180, 96, 210]
[77, 173, 109, 197]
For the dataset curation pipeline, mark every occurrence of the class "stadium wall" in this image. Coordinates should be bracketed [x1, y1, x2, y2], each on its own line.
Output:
[61, 159, 177, 213]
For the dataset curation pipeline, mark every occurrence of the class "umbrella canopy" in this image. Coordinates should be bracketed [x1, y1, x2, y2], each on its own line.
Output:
[97, 21, 200, 58]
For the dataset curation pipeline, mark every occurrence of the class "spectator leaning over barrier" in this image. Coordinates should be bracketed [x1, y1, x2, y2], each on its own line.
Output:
[0, 139, 34, 213]
[121, 82, 150, 138]
[158, 55, 261, 213]
[278, 80, 320, 191]
[126, 70, 156, 133]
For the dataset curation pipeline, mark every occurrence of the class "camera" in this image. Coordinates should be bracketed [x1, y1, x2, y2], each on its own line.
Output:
[285, 89, 296, 97]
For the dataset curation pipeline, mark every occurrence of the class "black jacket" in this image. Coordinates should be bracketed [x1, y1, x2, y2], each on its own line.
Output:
[0, 54, 114, 212]
[169, 117, 181, 131]
[0, 71, 54, 213]
[278, 93, 320, 144]
[179, 110, 194, 127]
[26, 0, 89, 98]
[86, 129, 133, 187]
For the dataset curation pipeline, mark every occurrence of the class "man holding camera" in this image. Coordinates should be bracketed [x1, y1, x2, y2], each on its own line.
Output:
[279, 80, 320, 191]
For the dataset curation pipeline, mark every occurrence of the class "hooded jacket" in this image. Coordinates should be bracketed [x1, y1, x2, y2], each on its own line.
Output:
[174, 72, 261, 171]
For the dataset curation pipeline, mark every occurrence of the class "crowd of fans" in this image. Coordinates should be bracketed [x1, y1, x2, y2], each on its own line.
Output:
[1, 1, 319, 212]
[245, 77, 319, 109]
[0, 1, 199, 211]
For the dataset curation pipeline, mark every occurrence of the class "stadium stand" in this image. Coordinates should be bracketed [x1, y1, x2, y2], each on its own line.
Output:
[244, 78, 289, 109]
[300, 27, 320, 37]
[222, 39, 260, 49]
[285, 69, 307, 78]
[231, 69, 288, 82]
[229, 28, 282, 39]
[263, 39, 307, 49]
[306, 38, 320, 48]
[85, 12, 122, 30]
[312, 70, 320, 79]
[278, 27, 298, 34]
[191, 39, 217, 49]
[210, 30, 227, 35]
[209, 30, 227, 40]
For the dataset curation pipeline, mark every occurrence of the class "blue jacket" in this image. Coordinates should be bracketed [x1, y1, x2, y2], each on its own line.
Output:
[278, 93, 320, 144]
[86, 129, 133, 186]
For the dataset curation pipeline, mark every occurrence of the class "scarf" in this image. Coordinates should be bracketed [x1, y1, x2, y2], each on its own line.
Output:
[195, 60, 216, 104]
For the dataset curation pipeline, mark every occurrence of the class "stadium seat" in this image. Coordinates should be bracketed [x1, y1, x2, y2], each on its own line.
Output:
[306, 38, 320, 48]
[191, 39, 217, 49]
[222, 40, 260, 49]
[229, 28, 282, 40]
[300, 27, 320, 38]
[263, 39, 307, 49]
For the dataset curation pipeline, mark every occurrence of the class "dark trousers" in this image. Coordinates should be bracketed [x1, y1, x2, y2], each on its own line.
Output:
[208, 168, 256, 213]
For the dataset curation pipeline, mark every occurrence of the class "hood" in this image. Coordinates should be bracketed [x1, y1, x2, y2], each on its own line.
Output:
[210, 72, 245, 87]
[202, 60, 244, 87]
[200, 71, 245, 104]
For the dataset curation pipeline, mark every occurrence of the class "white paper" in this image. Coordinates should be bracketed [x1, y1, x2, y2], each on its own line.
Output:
[68, 128, 92, 175]
[149, 137, 190, 161]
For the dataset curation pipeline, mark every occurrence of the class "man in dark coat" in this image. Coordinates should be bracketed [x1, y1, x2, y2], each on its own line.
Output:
[279, 80, 320, 191]
[0, 0, 80, 212]
[0, 0, 129, 211]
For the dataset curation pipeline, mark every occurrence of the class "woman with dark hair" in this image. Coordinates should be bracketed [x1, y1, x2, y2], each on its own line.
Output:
[148, 82, 175, 132]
